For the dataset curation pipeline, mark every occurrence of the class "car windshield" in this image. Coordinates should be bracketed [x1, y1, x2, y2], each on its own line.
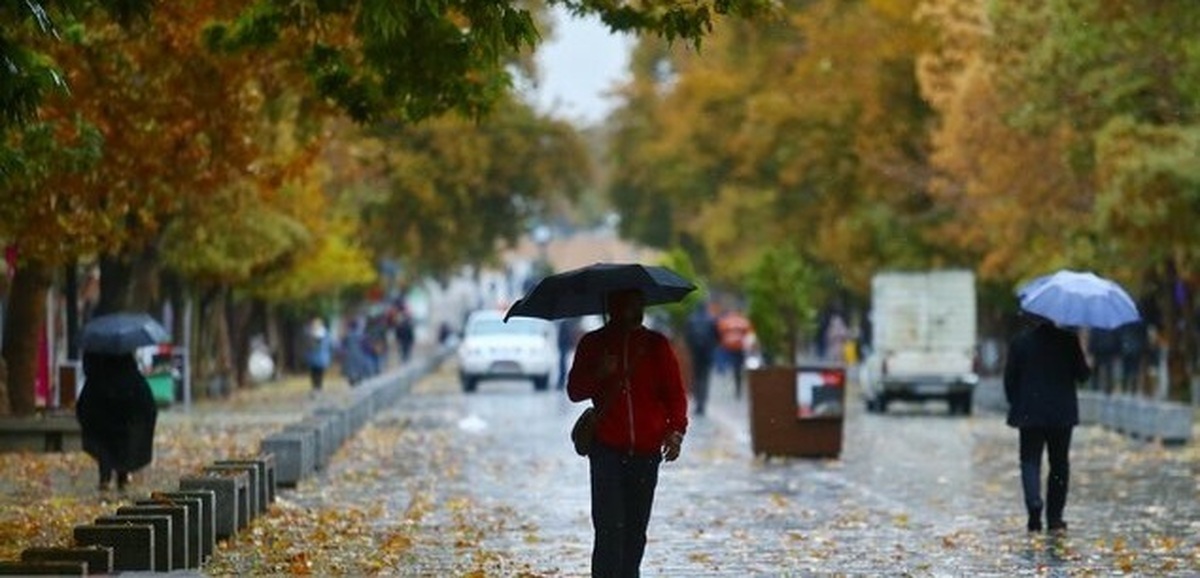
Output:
[468, 318, 546, 336]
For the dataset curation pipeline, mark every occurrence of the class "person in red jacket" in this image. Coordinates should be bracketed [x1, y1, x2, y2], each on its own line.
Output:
[568, 288, 688, 577]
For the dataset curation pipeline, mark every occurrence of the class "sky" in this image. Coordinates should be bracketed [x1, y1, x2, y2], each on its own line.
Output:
[531, 7, 634, 126]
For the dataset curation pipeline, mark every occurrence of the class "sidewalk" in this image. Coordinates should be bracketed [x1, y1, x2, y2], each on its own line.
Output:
[0, 345, 429, 563]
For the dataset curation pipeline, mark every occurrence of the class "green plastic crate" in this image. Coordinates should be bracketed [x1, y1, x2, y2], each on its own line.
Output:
[146, 373, 174, 407]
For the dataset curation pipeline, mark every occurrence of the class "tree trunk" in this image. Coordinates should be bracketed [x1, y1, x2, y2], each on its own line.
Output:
[96, 256, 134, 317]
[1, 259, 53, 416]
[199, 286, 235, 398]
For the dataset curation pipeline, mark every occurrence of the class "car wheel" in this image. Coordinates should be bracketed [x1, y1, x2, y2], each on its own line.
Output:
[533, 375, 549, 391]
[461, 374, 478, 393]
[949, 393, 972, 416]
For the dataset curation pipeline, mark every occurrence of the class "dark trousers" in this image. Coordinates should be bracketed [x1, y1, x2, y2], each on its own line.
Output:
[690, 357, 712, 414]
[1019, 427, 1073, 524]
[589, 444, 661, 578]
[309, 365, 325, 391]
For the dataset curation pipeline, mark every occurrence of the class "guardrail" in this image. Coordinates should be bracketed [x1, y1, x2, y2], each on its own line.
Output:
[975, 379, 1193, 445]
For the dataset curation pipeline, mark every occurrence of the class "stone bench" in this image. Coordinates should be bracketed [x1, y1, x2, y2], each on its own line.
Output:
[0, 414, 82, 453]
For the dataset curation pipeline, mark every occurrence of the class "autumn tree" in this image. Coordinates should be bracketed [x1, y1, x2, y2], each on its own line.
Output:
[609, 0, 936, 300]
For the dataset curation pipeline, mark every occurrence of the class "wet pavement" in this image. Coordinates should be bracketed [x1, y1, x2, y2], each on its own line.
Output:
[4, 351, 1197, 576]
[215, 362, 1199, 576]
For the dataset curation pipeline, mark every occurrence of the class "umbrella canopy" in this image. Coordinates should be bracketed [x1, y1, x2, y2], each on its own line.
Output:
[1017, 270, 1140, 329]
[505, 262, 697, 321]
[80, 312, 170, 354]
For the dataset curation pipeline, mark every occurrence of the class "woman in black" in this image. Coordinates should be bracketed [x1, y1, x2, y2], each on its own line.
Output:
[76, 352, 159, 491]
[1003, 314, 1091, 532]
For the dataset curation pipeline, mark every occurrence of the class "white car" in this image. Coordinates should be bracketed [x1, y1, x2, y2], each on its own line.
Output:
[457, 310, 559, 392]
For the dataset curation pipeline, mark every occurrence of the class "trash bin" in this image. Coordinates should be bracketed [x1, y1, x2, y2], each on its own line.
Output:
[747, 364, 845, 458]
[146, 372, 174, 407]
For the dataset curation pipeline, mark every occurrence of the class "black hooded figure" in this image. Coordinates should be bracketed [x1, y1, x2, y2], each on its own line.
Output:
[76, 352, 159, 491]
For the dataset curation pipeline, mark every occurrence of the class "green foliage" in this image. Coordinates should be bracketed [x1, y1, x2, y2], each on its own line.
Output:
[0, 0, 154, 128]
[656, 247, 706, 331]
[745, 245, 819, 365]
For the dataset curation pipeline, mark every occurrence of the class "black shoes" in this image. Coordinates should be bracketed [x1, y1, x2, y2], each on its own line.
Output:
[1047, 520, 1068, 533]
[1027, 513, 1042, 533]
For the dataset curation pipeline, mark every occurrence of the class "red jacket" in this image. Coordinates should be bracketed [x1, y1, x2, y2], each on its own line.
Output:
[567, 324, 688, 455]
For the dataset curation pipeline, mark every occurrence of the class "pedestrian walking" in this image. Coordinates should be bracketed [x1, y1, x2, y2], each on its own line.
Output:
[305, 318, 334, 394]
[1003, 313, 1091, 533]
[717, 309, 752, 398]
[76, 352, 159, 491]
[567, 288, 688, 577]
[1085, 327, 1119, 392]
[684, 303, 719, 415]
[341, 318, 374, 385]
[556, 317, 580, 389]
[394, 309, 416, 364]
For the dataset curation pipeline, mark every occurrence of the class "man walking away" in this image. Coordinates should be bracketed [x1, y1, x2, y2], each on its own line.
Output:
[684, 303, 719, 415]
[1004, 313, 1090, 533]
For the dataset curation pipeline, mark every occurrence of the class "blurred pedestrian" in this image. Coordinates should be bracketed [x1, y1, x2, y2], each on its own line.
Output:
[305, 318, 333, 394]
[1086, 327, 1119, 393]
[567, 289, 688, 577]
[395, 310, 416, 364]
[717, 309, 752, 398]
[684, 303, 719, 415]
[1118, 320, 1148, 394]
[341, 318, 374, 385]
[76, 352, 159, 492]
[1003, 313, 1091, 533]
[556, 317, 580, 389]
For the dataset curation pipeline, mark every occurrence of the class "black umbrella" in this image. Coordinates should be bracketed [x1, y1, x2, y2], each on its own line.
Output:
[80, 312, 170, 354]
[505, 262, 697, 321]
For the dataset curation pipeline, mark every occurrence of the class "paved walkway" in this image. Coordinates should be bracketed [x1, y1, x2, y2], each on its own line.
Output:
[4, 354, 1198, 575]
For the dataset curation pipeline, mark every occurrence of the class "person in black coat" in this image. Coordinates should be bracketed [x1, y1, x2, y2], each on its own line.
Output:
[76, 352, 159, 491]
[1003, 314, 1091, 533]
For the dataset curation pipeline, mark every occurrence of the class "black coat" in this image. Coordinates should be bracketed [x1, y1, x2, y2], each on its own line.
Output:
[76, 353, 158, 472]
[1004, 322, 1091, 428]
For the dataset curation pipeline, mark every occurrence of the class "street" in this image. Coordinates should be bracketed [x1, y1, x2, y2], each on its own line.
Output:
[212, 361, 1199, 576]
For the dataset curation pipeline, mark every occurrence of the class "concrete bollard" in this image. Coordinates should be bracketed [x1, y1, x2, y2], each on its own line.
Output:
[153, 490, 215, 563]
[19, 546, 111, 575]
[180, 473, 245, 540]
[313, 407, 349, 450]
[1147, 401, 1194, 444]
[205, 464, 259, 523]
[1077, 391, 1102, 425]
[0, 560, 87, 576]
[215, 456, 275, 514]
[261, 431, 315, 487]
[284, 418, 333, 470]
[139, 495, 202, 569]
[74, 524, 154, 572]
[119, 504, 188, 571]
[94, 515, 170, 572]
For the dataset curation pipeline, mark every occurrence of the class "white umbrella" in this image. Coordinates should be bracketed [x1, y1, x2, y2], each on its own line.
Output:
[1017, 270, 1140, 329]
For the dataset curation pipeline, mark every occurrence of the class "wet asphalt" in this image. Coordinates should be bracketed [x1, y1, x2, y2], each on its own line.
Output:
[260, 361, 1199, 577]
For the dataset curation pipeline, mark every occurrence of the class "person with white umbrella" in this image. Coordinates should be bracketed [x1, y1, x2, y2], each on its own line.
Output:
[1005, 269, 1138, 533]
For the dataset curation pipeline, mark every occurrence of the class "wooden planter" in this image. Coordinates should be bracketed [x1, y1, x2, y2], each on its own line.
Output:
[747, 365, 845, 458]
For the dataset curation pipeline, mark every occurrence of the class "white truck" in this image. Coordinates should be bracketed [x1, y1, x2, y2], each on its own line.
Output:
[861, 270, 979, 415]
